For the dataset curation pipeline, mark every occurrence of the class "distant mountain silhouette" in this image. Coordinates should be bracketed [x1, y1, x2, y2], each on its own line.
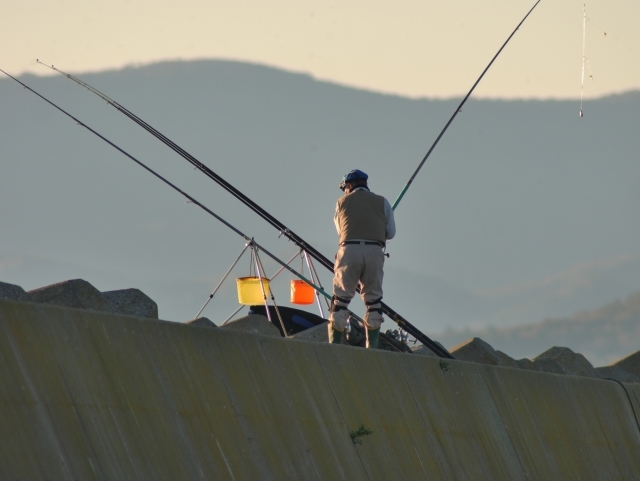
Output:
[432, 291, 640, 367]
[1, 59, 639, 335]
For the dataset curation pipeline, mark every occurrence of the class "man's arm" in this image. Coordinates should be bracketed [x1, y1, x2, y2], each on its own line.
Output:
[384, 198, 396, 240]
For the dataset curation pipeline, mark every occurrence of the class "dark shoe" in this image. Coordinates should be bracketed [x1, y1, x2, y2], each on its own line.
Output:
[328, 324, 344, 344]
[366, 328, 380, 349]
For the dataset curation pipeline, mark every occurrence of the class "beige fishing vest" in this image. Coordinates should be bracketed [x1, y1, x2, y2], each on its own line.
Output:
[336, 190, 387, 244]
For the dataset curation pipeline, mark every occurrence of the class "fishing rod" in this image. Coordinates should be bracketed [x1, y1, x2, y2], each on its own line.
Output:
[0, 69, 413, 355]
[392, 0, 541, 210]
[36, 62, 454, 359]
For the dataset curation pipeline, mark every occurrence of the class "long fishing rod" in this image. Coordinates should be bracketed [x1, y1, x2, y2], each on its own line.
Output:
[391, 0, 541, 210]
[37, 61, 454, 359]
[0, 69, 415, 355]
[0, 69, 308, 288]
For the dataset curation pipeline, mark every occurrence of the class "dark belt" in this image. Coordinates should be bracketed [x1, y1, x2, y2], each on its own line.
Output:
[340, 240, 385, 247]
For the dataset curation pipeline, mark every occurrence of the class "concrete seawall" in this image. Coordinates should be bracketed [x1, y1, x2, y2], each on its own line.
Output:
[0, 298, 639, 480]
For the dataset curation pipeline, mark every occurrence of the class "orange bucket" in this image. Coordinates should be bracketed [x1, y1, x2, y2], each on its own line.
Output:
[290, 280, 315, 305]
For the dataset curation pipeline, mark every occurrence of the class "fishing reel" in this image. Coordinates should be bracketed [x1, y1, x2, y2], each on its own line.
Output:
[385, 328, 410, 345]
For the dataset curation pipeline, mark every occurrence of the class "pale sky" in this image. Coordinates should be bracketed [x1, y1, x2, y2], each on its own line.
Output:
[4, 0, 639, 99]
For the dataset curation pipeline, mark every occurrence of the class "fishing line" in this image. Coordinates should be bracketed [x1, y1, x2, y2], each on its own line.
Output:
[580, 4, 607, 117]
[580, 3, 587, 117]
[586, 17, 607, 37]
[391, 0, 541, 211]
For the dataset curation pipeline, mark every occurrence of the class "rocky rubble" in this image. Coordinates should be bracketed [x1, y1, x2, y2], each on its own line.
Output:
[596, 351, 640, 383]
[532, 347, 600, 378]
[450, 337, 538, 371]
[1, 279, 158, 319]
[220, 314, 281, 337]
[0, 282, 29, 302]
[411, 340, 448, 358]
[292, 321, 329, 342]
[185, 317, 218, 328]
[447, 336, 640, 383]
[101, 289, 158, 319]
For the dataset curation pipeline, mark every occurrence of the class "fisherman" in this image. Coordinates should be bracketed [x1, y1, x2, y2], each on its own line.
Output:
[329, 169, 396, 348]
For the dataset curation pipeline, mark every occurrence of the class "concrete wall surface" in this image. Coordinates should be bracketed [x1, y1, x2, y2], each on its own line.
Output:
[0, 298, 639, 480]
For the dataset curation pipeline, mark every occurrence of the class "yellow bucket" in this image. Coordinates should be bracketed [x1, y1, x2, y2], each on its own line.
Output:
[236, 277, 270, 305]
[290, 280, 315, 305]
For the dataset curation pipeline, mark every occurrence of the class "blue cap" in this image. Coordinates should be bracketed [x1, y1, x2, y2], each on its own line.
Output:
[339, 169, 368, 191]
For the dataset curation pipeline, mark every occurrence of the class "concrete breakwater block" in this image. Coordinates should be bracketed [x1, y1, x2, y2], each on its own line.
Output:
[533, 347, 600, 378]
[449, 338, 505, 364]
[596, 351, 640, 382]
[2, 298, 640, 480]
[221, 314, 281, 338]
[27, 279, 106, 311]
[185, 317, 219, 328]
[450, 338, 501, 365]
[513, 358, 539, 371]
[450, 337, 538, 370]
[292, 321, 329, 343]
[24, 279, 158, 319]
[595, 365, 640, 383]
[612, 350, 640, 378]
[101, 289, 158, 319]
[412, 340, 448, 358]
[0, 282, 29, 302]
[411, 345, 438, 357]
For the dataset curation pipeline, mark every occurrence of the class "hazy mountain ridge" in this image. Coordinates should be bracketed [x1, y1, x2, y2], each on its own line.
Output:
[432, 291, 640, 367]
[1, 59, 639, 334]
[51, 58, 640, 102]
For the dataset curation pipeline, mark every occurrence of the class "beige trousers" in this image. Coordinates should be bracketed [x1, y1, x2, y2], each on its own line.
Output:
[329, 244, 385, 331]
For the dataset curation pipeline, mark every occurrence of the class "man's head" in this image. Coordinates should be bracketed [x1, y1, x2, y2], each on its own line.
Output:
[339, 169, 368, 193]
